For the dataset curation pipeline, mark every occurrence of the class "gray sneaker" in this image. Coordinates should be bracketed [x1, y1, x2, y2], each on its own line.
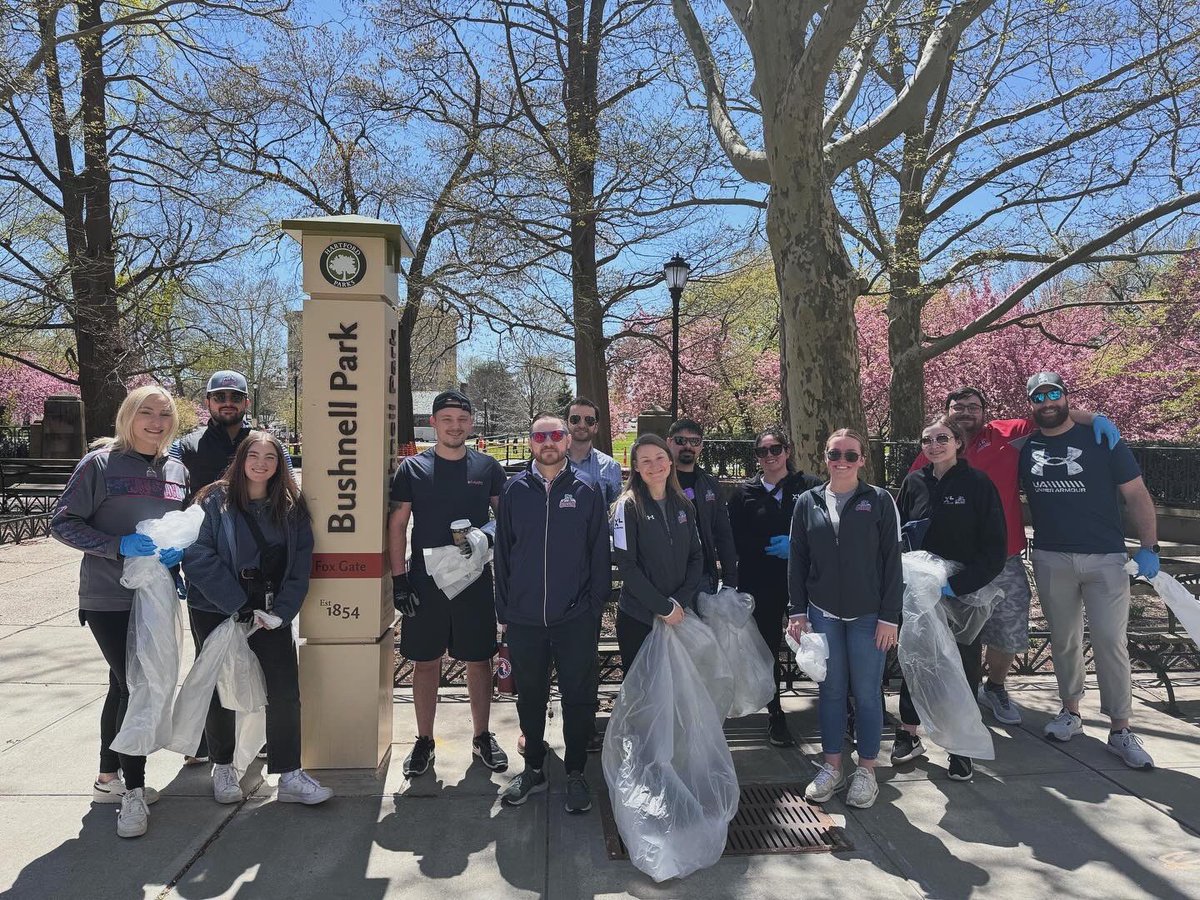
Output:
[501, 768, 547, 806]
[564, 771, 592, 814]
[803, 763, 845, 803]
[1043, 708, 1083, 742]
[845, 766, 879, 809]
[212, 764, 244, 804]
[1106, 729, 1154, 770]
[278, 769, 334, 804]
[977, 682, 1022, 725]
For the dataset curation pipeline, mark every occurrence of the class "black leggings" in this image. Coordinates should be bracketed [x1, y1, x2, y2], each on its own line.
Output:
[750, 590, 788, 716]
[83, 609, 147, 789]
[899, 634, 983, 732]
[616, 610, 653, 676]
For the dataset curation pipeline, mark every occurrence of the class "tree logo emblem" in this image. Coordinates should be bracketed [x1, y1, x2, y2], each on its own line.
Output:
[320, 241, 366, 288]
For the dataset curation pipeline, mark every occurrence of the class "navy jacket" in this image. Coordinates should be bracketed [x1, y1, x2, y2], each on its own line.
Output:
[183, 487, 314, 625]
[494, 461, 611, 627]
[897, 459, 1006, 596]
[788, 481, 904, 624]
[611, 489, 704, 625]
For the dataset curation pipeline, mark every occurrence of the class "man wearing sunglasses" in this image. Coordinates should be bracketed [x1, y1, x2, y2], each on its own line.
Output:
[910, 383, 1119, 728]
[1017, 372, 1159, 769]
[667, 419, 738, 593]
[494, 414, 611, 812]
[564, 398, 623, 506]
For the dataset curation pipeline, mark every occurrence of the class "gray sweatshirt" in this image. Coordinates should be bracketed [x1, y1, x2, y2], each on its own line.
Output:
[50, 447, 188, 611]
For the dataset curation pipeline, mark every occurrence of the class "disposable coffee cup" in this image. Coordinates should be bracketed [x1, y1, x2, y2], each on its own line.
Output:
[450, 519, 472, 551]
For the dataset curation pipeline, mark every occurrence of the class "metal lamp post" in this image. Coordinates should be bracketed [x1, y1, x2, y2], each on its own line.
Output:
[663, 254, 691, 420]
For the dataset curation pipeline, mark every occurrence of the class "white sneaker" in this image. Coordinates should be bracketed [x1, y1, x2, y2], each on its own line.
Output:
[845, 766, 879, 809]
[1043, 708, 1083, 742]
[116, 787, 149, 838]
[212, 764, 244, 804]
[803, 763, 845, 803]
[1106, 729, 1154, 770]
[93, 779, 159, 805]
[977, 682, 1022, 725]
[277, 769, 334, 805]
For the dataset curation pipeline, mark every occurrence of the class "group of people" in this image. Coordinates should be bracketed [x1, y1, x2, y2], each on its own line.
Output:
[52, 371, 330, 840]
[51, 364, 1164, 838]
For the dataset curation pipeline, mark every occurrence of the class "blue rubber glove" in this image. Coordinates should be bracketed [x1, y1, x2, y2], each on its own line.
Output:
[940, 583, 956, 598]
[1092, 415, 1121, 448]
[119, 533, 157, 558]
[158, 547, 184, 567]
[1132, 548, 1160, 579]
[764, 535, 790, 559]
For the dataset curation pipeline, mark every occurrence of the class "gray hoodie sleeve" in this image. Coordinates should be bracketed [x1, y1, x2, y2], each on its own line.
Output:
[50, 453, 121, 559]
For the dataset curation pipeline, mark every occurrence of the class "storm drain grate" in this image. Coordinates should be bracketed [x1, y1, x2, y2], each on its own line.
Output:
[600, 782, 852, 860]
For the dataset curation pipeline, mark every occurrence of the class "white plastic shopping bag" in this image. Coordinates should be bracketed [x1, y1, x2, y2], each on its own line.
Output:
[786, 631, 829, 683]
[899, 551, 995, 760]
[1124, 561, 1200, 647]
[697, 588, 775, 717]
[602, 614, 738, 882]
[110, 506, 205, 756]
[423, 530, 491, 599]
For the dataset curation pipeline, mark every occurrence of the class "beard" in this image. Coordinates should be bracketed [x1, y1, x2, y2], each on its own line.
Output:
[677, 449, 696, 465]
[208, 408, 244, 427]
[1034, 405, 1069, 429]
[534, 446, 564, 466]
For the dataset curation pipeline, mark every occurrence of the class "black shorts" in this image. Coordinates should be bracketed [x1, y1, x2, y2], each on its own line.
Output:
[399, 567, 498, 663]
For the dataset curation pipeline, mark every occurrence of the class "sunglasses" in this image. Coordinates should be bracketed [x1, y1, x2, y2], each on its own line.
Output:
[568, 414, 597, 426]
[919, 433, 953, 446]
[825, 449, 861, 463]
[672, 436, 702, 448]
[208, 392, 246, 403]
[1029, 389, 1063, 404]
[531, 430, 567, 444]
[753, 444, 787, 458]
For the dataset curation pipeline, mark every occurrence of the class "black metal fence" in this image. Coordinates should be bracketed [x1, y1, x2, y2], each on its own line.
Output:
[0, 427, 31, 457]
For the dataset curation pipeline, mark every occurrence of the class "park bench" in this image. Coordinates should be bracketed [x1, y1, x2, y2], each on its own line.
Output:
[0, 458, 76, 515]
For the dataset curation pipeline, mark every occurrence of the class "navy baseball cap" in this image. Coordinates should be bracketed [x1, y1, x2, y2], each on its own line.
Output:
[1026, 372, 1065, 398]
[432, 390, 473, 414]
[206, 371, 249, 396]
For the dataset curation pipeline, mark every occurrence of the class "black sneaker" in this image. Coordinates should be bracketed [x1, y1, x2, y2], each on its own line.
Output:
[403, 736, 435, 777]
[473, 731, 509, 772]
[948, 754, 974, 781]
[501, 767, 547, 806]
[565, 772, 592, 814]
[767, 712, 795, 747]
[587, 730, 604, 753]
[890, 728, 926, 765]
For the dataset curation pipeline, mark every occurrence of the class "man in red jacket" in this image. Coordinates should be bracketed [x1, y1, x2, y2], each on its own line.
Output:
[910, 386, 1120, 726]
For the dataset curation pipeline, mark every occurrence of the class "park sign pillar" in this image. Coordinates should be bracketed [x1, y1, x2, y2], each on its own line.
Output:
[282, 214, 413, 769]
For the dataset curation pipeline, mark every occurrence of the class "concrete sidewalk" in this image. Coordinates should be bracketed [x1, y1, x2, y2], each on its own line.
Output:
[3, 538, 1200, 899]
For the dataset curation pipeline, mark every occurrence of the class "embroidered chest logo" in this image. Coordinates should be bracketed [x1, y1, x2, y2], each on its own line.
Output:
[704, 489, 716, 502]
[559, 493, 576, 509]
[677, 510, 688, 524]
[854, 499, 872, 512]
[467, 479, 484, 486]
[943, 495, 967, 505]
[1031, 446, 1083, 476]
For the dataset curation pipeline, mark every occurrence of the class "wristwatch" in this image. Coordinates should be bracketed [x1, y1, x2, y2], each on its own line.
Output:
[1144, 544, 1161, 554]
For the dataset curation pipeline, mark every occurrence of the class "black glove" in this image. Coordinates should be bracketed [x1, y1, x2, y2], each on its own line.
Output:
[393, 573, 420, 617]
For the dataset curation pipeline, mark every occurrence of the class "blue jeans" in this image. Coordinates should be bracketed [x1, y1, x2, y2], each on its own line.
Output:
[809, 605, 887, 760]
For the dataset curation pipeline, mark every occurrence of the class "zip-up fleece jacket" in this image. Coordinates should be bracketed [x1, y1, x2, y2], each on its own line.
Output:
[728, 470, 822, 603]
[896, 459, 1006, 596]
[183, 487, 314, 625]
[494, 461, 611, 627]
[51, 447, 188, 611]
[688, 467, 739, 587]
[611, 490, 703, 626]
[170, 421, 294, 500]
[788, 480, 904, 624]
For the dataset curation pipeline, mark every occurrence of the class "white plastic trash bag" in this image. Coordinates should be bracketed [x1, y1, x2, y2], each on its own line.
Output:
[899, 551, 995, 760]
[940, 576, 1005, 645]
[169, 616, 269, 775]
[602, 614, 738, 883]
[786, 631, 829, 683]
[1124, 561, 1200, 648]
[697, 588, 775, 717]
[423, 530, 491, 599]
[109, 506, 206, 756]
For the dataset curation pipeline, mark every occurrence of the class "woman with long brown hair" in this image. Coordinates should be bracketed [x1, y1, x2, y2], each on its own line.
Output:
[183, 430, 331, 806]
[610, 434, 703, 671]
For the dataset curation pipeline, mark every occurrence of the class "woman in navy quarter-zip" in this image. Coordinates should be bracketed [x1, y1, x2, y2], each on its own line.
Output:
[610, 434, 703, 673]
[787, 428, 903, 812]
[891, 416, 1006, 783]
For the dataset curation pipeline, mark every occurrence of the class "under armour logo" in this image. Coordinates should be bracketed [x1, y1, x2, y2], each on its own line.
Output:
[1031, 446, 1083, 476]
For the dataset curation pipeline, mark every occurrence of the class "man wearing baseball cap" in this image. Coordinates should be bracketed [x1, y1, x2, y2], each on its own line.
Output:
[388, 389, 510, 778]
[1017, 372, 1160, 768]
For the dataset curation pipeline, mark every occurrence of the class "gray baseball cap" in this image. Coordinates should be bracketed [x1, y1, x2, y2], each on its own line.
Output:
[206, 370, 249, 396]
[1025, 371, 1065, 398]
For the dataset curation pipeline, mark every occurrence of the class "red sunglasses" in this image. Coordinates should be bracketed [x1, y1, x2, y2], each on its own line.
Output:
[531, 430, 567, 443]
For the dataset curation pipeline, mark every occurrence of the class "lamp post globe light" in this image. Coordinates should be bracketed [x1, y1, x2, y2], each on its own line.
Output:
[663, 254, 690, 421]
